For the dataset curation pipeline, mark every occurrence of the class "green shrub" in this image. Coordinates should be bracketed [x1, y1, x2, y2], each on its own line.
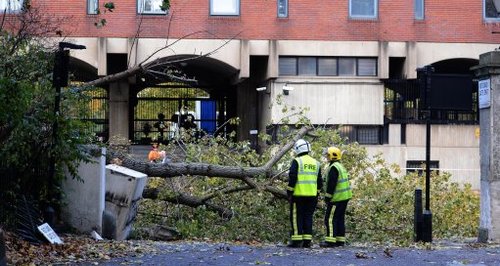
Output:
[136, 129, 479, 246]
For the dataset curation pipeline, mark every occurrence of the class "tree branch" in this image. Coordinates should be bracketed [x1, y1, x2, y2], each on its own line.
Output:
[143, 188, 234, 219]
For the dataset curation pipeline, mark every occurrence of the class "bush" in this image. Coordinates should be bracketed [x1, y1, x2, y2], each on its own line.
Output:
[349, 170, 479, 245]
[135, 129, 479, 246]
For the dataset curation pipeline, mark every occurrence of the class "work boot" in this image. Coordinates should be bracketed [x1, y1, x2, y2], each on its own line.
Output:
[302, 240, 311, 248]
[287, 240, 303, 248]
[319, 241, 336, 248]
[334, 241, 345, 247]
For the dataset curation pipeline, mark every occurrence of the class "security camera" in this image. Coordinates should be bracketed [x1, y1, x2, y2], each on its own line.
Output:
[282, 85, 294, 95]
[256, 87, 267, 91]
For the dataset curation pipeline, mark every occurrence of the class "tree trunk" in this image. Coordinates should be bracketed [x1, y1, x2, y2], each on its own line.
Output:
[108, 126, 311, 179]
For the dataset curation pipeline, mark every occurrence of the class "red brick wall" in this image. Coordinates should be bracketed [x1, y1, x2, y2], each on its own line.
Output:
[17, 0, 500, 43]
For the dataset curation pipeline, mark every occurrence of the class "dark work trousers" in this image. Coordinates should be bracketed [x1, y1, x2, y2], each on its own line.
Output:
[290, 196, 318, 243]
[324, 199, 349, 243]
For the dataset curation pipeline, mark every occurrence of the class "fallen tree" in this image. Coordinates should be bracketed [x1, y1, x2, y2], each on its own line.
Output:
[109, 126, 310, 179]
[106, 126, 311, 219]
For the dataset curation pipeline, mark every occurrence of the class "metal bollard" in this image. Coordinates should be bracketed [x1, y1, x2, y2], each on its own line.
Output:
[422, 210, 433, 242]
[414, 188, 423, 242]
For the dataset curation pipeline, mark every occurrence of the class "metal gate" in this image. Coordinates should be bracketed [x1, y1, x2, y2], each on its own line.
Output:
[82, 87, 109, 141]
[133, 86, 224, 144]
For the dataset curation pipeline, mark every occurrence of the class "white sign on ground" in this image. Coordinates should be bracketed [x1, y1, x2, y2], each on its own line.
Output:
[37, 223, 63, 244]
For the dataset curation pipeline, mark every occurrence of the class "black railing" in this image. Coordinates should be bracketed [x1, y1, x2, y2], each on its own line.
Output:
[384, 79, 478, 124]
[81, 88, 109, 141]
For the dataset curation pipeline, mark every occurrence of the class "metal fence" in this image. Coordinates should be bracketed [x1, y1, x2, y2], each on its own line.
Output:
[81, 88, 109, 141]
[384, 79, 478, 124]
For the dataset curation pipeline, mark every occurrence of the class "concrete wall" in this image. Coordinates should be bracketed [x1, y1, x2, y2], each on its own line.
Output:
[366, 124, 480, 190]
[61, 148, 106, 234]
[269, 80, 384, 125]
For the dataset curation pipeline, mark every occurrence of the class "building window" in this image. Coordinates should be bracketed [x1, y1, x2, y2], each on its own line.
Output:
[338, 58, 356, 76]
[88, 0, 98, 15]
[278, 0, 288, 17]
[415, 0, 424, 20]
[358, 58, 377, 76]
[279, 57, 297, 75]
[298, 57, 316, 76]
[484, 0, 500, 20]
[349, 0, 378, 19]
[138, 0, 167, 14]
[210, 0, 240, 16]
[318, 58, 337, 76]
[279, 56, 377, 77]
[337, 125, 383, 145]
[406, 160, 439, 175]
[357, 126, 381, 144]
[0, 0, 23, 12]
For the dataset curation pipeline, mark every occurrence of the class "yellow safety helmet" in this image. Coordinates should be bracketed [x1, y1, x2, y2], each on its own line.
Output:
[325, 147, 342, 161]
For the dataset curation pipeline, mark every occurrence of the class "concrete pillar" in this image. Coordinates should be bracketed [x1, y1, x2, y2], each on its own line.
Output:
[109, 80, 130, 140]
[473, 51, 500, 242]
[267, 40, 278, 79]
[405, 41, 417, 79]
[378, 41, 389, 79]
[239, 39, 250, 79]
[97, 37, 107, 76]
[127, 37, 137, 67]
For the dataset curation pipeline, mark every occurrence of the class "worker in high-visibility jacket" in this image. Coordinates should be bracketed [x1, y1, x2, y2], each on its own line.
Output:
[287, 139, 323, 248]
[320, 146, 352, 248]
[148, 143, 161, 162]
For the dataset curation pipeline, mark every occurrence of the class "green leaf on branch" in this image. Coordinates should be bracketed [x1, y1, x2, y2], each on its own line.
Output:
[160, 0, 171, 11]
[104, 2, 115, 12]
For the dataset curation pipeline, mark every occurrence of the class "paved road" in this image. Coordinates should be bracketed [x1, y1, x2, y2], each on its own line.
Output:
[84, 241, 500, 266]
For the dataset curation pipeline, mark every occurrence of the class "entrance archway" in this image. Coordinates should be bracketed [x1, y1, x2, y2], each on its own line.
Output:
[130, 55, 239, 144]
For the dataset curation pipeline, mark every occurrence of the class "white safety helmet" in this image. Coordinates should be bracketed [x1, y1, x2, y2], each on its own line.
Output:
[294, 139, 311, 155]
